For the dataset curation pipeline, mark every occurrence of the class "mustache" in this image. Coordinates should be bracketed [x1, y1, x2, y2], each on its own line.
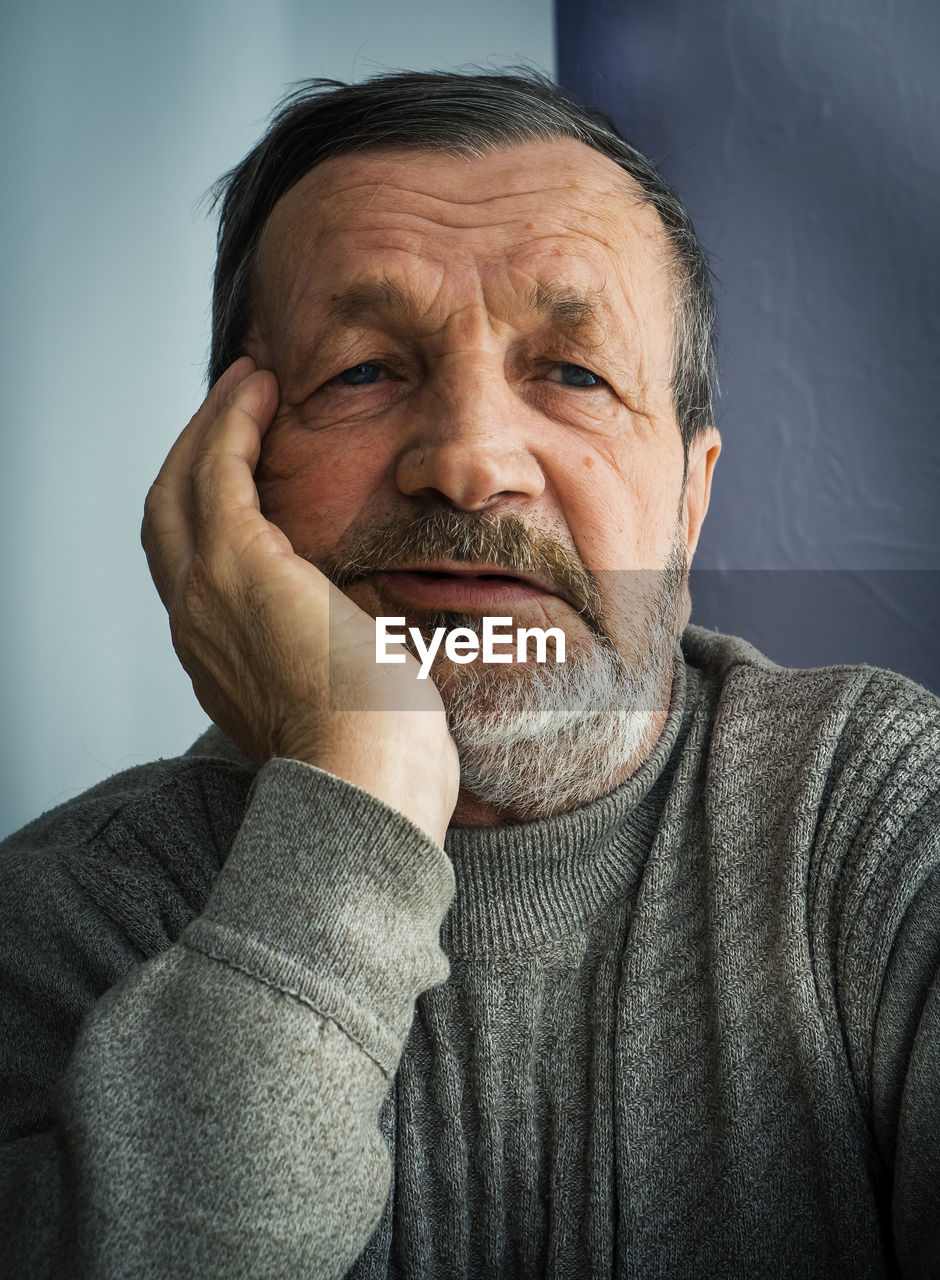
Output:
[322, 509, 605, 630]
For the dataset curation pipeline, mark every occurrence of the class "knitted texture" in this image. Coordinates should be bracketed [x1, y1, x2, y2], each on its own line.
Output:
[1, 626, 939, 1278]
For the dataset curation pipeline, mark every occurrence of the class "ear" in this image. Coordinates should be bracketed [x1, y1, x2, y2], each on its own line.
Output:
[681, 426, 721, 560]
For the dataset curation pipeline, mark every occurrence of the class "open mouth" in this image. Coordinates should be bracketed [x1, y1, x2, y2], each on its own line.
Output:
[374, 566, 549, 610]
[405, 569, 528, 583]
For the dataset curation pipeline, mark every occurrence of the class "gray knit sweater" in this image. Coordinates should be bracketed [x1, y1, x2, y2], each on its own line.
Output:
[1, 626, 939, 1278]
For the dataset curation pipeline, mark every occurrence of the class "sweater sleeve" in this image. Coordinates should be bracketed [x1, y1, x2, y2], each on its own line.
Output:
[0, 757, 454, 1278]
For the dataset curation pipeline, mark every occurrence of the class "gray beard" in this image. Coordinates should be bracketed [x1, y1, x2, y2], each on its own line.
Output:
[433, 546, 686, 820]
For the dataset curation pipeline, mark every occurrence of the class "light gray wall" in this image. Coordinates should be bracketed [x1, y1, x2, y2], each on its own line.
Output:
[0, 0, 555, 839]
[558, 0, 939, 688]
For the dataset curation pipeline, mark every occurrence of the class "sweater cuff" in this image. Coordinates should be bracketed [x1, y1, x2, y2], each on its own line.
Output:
[181, 758, 455, 1074]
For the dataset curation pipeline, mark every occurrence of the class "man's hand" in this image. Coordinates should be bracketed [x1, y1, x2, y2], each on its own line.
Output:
[141, 357, 459, 846]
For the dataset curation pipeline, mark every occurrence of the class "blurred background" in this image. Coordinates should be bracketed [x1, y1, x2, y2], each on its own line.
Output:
[1, 0, 937, 838]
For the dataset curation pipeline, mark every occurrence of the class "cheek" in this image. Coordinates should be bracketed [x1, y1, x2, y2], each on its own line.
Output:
[547, 465, 647, 572]
[256, 428, 389, 555]
[545, 447, 683, 573]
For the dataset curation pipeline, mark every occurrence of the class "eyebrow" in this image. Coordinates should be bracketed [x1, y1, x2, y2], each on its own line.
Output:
[325, 276, 606, 344]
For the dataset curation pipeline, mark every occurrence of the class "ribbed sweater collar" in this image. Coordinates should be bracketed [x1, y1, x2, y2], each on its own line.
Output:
[441, 654, 693, 956]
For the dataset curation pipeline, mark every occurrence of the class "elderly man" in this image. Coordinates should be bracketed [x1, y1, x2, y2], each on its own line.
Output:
[2, 71, 939, 1278]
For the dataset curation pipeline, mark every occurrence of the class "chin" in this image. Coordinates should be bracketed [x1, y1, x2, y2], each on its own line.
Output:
[436, 622, 676, 820]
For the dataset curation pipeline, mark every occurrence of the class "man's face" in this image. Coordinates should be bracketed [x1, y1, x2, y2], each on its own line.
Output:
[248, 139, 719, 819]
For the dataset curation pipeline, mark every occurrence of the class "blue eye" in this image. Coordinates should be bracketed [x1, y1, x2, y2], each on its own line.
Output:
[557, 363, 601, 388]
[337, 362, 382, 385]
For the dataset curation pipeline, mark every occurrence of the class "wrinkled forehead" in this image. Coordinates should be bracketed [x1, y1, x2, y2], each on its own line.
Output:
[252, 139, 675, 346]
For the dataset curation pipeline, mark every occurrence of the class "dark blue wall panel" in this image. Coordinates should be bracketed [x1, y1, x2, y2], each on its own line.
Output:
[557, 0, 940, 691]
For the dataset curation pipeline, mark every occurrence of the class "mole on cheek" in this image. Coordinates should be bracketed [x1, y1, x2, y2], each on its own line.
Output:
[583, 456, 595, 468]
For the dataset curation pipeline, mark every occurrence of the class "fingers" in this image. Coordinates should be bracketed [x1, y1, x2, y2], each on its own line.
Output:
[141, 359, 280, 606]
[205, 355, 259, 417]
[152, 357, 263, 500]
[188, 370, 280, 536]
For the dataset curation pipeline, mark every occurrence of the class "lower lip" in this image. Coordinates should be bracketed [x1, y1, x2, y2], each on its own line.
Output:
[374, 570, 549, 611]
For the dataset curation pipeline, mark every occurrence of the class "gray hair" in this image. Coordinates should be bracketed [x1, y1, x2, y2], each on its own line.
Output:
[208, 69, 717, 447]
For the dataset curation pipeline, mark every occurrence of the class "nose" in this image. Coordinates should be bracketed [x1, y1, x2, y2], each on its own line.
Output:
[395, 356, 545, 512]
